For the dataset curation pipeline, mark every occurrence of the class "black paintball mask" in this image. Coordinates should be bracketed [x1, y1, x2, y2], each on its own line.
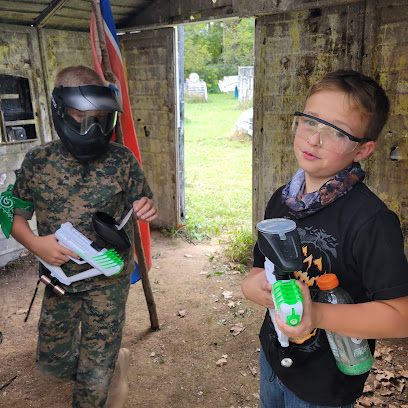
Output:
[51, 85, 123, 162]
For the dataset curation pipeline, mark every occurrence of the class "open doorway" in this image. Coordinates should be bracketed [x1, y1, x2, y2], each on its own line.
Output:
[179, 19, 255, 256]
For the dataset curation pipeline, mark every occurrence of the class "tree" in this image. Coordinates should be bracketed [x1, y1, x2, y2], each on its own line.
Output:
[222, 19, 255, 67]
[183, 19, 254, 93]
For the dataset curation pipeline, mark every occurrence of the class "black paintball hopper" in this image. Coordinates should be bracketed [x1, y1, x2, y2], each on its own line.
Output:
[257, 218, 303, 278]
[92, 211, 130, 251]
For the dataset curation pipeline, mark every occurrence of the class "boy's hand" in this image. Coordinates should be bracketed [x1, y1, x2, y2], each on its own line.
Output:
[31, 234, 79, 266]
[275, 281, 316, 341]
[241, 268, 275, 308]
[133, 197, 157, 222]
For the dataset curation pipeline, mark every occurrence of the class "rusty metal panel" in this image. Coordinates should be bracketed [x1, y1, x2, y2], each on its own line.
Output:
[120, 28, 179, 229]
[253, 3, 365, 225]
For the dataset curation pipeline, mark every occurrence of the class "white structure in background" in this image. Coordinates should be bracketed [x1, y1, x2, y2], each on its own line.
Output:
[235, 107, 253, 137]
[185, 73, 208, 101]
[218, 75, 238, 93]
[238, 66, 254, 105]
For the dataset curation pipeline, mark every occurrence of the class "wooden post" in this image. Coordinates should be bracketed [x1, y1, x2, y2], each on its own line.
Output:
[91, 0, 159, 330]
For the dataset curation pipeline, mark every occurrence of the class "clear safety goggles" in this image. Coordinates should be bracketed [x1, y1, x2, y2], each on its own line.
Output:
[63, 107, 118, 136]
[292, 111, 369, 154]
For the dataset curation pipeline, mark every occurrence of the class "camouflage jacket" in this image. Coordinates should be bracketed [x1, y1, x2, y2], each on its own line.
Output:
[13, 140, 153, 293]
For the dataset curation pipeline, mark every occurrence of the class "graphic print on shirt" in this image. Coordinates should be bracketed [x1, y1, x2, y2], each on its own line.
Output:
[290, 226, 339, 349]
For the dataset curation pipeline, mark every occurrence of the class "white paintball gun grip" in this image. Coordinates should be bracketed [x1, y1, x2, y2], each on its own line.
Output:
[37, 222, 124, 286]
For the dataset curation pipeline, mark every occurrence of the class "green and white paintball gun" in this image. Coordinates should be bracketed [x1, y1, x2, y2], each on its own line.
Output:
[257, 218, 304, 368]
[37, 209, 132, 291]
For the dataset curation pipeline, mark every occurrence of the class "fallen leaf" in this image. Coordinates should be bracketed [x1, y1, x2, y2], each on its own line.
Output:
[376, 369, 395, 381]
[380, 390, 393, 396]
[216, 358, 227, 367]
[228, 301, 235, 308]
[222, 290, 233, 299]
[357, 396, 372, 407]
[377, 346, 393, 354]
[226, 270, 240, 275]
[230, 323, 245, 336]
[395, 379, 405, 393]
[248, 363, 257, 376]
[384, 355, 393, 363]
[370, 397, 385, 406]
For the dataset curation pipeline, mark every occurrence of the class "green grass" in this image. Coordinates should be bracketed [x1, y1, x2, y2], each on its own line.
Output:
[183, 93, 252, 242]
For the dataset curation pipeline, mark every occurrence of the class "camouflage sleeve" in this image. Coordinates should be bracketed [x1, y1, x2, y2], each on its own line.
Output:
[12, 151, 35, 220]
[125, 154, 153, 208]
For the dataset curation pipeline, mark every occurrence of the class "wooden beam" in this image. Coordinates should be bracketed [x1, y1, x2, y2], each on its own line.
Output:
[33, 0, 70, 28]
[91, 0, 160, 331]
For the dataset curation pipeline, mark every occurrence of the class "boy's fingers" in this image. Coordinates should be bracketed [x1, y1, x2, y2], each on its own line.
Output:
[133, 197, 149, 212]
[58, 243, 79, 259]
[137, 206, 157, 220]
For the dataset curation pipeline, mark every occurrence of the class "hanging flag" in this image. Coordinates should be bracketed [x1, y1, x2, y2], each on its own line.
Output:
[91, 0, 152, 271]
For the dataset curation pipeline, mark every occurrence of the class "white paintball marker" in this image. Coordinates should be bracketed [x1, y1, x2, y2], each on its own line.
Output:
[37, 209, 132, 291]
[257, 218, 304, 368]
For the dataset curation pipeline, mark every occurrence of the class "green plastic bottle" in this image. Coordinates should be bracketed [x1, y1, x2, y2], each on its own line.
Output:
[317, 274, 373, 376]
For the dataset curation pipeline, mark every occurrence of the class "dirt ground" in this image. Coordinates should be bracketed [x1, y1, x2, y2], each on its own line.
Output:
[1, 230, 408, 408]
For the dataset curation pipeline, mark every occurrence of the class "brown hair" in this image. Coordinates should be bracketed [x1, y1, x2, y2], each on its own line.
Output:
[307, 69, 390, 141]
[54, 65, 106, 88]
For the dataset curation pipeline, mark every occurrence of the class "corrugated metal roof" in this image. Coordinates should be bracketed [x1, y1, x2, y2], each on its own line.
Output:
[0, 0, 156, 32]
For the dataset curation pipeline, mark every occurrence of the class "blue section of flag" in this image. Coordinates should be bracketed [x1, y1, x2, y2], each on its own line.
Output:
[131, 261, 141, 284]
[100, 0, 119, 46]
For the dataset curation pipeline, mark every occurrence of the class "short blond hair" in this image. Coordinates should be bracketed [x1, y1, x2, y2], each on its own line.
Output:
[54, 65, 106, 87]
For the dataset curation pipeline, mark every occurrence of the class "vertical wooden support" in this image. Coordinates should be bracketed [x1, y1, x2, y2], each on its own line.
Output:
[91, 0, 159, 330]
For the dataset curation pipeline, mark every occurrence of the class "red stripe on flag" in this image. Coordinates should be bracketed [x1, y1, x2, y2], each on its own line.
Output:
[91, 10, 152, 271]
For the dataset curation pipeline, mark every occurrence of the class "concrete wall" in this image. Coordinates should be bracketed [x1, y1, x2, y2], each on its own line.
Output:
[120, 28, 180, 229]
[0, 26, 93, 266]
[253, 1, 408, 253]
[0, 24, 50, 266]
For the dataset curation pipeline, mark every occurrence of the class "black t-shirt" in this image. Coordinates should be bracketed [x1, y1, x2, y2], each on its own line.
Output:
[254, 182, 408, 406]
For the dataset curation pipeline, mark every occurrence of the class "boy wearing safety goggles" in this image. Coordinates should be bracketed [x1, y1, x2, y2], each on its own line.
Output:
[242, 70, 408, 407]
[9, 65, 156, 407]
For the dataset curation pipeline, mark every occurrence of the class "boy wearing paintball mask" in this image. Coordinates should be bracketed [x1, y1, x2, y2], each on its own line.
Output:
[10, 65, 156, 407]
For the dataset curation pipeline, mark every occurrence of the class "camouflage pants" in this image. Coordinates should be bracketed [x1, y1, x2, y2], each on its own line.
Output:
[36, 279, 130, 408]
